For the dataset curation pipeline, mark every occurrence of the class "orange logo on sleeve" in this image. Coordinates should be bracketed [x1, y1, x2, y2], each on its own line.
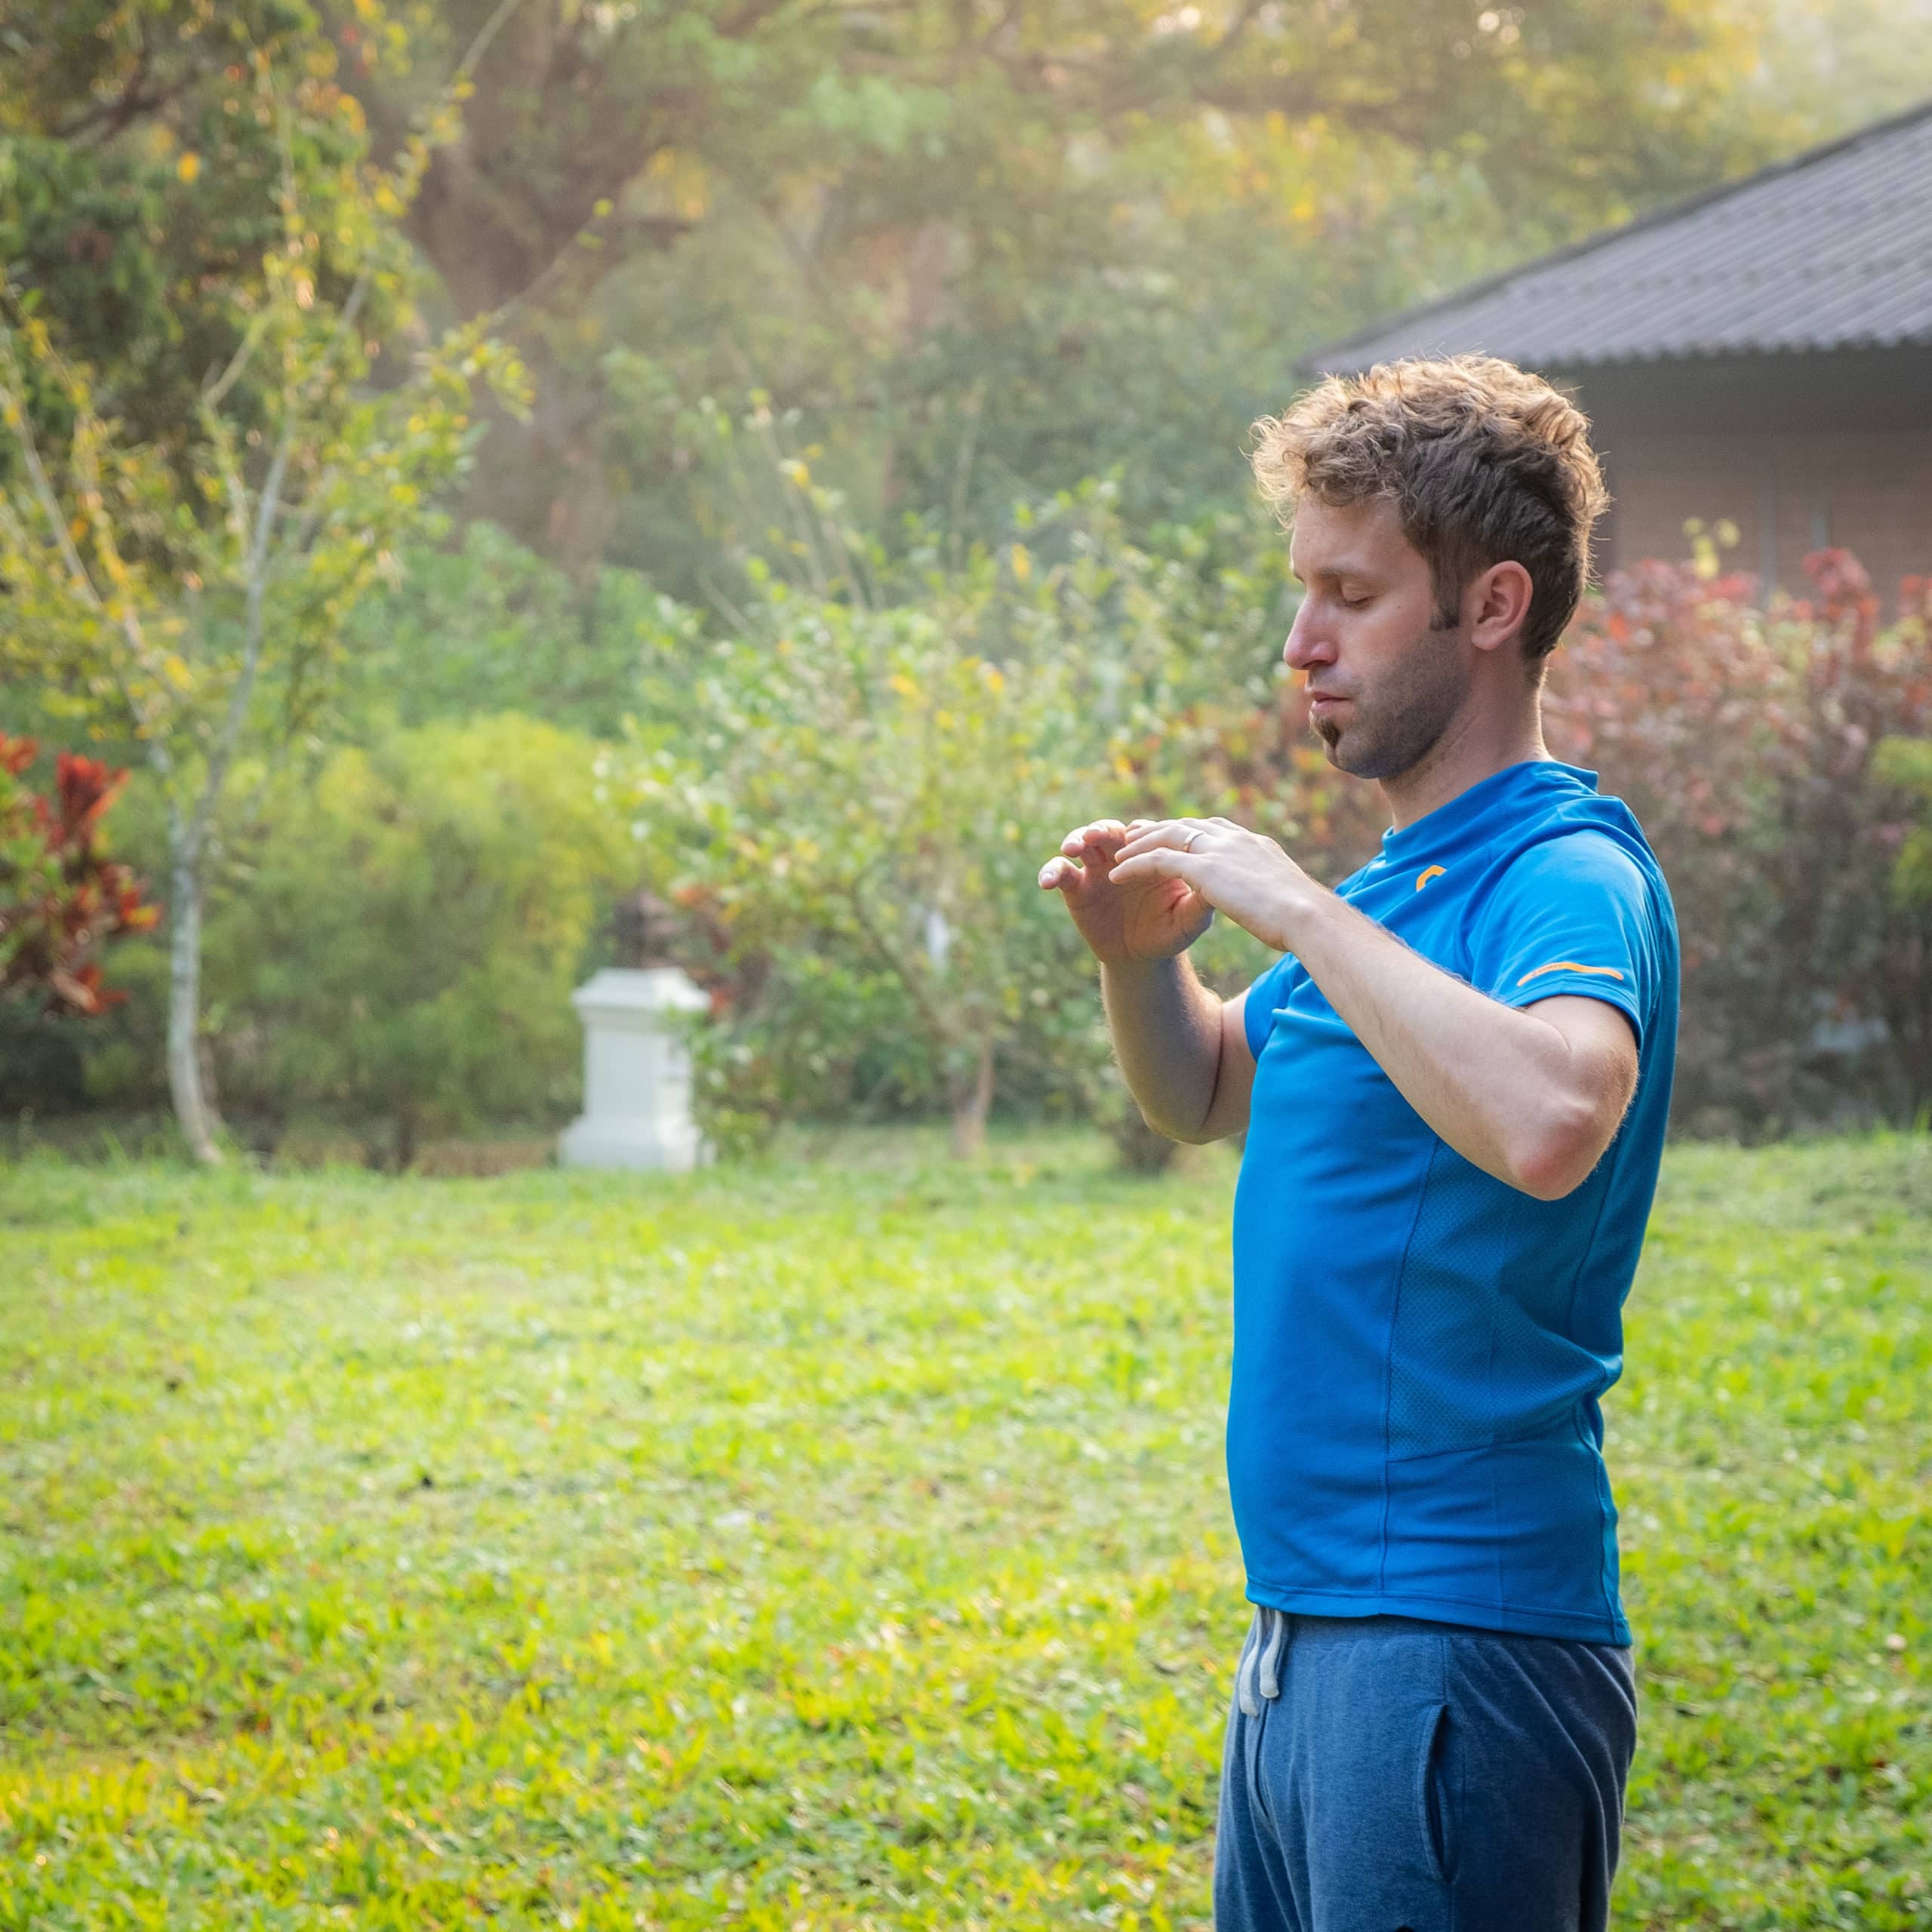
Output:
[1516, 961, 1626, 986]
[1415, 866, 1446, 891]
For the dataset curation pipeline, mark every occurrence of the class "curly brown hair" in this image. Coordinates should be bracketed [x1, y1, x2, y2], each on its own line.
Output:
[1249, 354, 1610, 673]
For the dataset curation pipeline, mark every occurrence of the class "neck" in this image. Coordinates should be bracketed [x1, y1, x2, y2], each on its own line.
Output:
[1380, 691, 1549, 833]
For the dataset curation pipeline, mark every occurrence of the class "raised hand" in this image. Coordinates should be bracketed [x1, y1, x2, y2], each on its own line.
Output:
[1038, 817, 1217, 966]
[1104, 816, 1315, 957]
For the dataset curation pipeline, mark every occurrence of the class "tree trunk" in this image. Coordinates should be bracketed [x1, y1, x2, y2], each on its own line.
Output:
[165, 835, 222, 1165]
[949, 1038, 995, 1160]
[460, 348, 616, 581]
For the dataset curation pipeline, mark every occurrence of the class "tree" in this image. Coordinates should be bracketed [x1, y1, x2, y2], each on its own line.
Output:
[623, 555, 1103, 1158]
[0, 41, 525, 1161]
[0, 734, 158, 1019]
[617, 425, 1325, 1157]
[312, 0, 1809, 581]
[9, 0, 1876, 601]
[0, 2, 404, 483]
[205, 714, 634, 1168]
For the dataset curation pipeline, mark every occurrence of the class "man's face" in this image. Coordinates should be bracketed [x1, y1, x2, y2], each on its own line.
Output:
[1283, 495, 1469, 783]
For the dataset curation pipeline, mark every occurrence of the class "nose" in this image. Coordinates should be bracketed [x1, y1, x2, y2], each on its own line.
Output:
[1282, 599, 1334, 678]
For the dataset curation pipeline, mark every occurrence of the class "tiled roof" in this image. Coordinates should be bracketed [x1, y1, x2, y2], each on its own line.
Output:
[1303, 98, 1932, 374]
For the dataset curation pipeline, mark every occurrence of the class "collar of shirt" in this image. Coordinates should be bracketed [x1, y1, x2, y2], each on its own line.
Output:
[1374, 758, 1602, 871]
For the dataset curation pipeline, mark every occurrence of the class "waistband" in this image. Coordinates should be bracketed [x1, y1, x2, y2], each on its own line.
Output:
[1233, 1604, 1629, 1717]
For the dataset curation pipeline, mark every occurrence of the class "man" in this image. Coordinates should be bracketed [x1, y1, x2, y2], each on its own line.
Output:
[1039, 354, 1679, 1932]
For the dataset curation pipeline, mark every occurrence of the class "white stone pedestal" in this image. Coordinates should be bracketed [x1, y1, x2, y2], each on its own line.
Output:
[558, 966, 712, 1171]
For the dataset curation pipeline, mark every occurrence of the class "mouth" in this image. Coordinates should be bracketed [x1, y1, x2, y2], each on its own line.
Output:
[1308, 693, 1348, 712]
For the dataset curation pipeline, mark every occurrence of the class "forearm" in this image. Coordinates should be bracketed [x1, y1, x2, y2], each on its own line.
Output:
[1099, 952, 1224, 1141]
[1280, 886, 1588, 1194]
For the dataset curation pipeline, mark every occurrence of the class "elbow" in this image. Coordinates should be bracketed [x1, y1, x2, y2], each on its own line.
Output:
[1508, 1097, 1602, 1202]
[1506, 1151, 1584, 1198]
[1140, 1101, 1208, 1146]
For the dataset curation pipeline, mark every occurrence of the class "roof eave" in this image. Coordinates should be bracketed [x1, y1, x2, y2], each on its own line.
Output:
[1291, 94, 1932, 383]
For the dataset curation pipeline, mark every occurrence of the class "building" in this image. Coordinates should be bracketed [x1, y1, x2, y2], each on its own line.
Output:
[1300, 100, 1932, 601]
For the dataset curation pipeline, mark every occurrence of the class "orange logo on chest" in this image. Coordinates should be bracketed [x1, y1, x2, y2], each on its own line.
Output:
[1414, 865, 1446, 891]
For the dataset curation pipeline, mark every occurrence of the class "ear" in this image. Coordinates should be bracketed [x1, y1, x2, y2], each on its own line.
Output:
[1466, 560, 1534, 656]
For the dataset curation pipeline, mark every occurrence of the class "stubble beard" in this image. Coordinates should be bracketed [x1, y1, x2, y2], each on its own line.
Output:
[1311, 617, 1469, 783]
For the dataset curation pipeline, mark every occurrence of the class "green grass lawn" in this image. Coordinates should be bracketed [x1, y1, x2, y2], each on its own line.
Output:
[2, 1128, 1928, 1930]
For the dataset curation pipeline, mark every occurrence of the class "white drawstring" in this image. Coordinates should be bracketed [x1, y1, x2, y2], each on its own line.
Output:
[1236, 1604, 1291, 1717]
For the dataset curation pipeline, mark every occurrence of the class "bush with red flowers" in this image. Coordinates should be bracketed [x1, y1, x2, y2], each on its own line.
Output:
[1543, 549, 1932, 1138]
[0, 737, 161, 1022]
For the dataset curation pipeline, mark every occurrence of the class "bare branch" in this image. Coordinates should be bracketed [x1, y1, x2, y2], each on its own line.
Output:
[202, 309, 273, 411]
[188, 418, 294, 860]
[697, 570, 754, 635]
[845, 878, 965, 1052]
[946, 378, 987, 575]
[486, 211, 697, 337]
[1, 341, 106, 612]
[0, 337, 180, 785]
[0, 324, 180, 748]
[454, 0, 532, 83]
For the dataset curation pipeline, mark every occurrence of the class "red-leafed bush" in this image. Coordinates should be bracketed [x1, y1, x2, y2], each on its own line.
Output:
[0, 736, 161, 1021]
[1544, 549, 1932, 1137]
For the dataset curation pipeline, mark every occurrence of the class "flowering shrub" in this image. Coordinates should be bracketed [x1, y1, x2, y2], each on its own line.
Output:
[1544, 551, 1932, 1138]
[0, 737, 158, 1020]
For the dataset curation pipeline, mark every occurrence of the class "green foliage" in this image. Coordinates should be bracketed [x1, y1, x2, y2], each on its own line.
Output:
[16, 0, 1932, 608]
[0, 281, 523, 770]
[0, 8, 528, 1158]
[625, 548, 1109, 1155]
[0, 1130, 1928, 1926]
[1746, 0, 1932, 138]
[0, 1, 393, 475]
[0, 0, 525, 777]
[315, 0, 1850, 586]
[330, 521, 669, 740]
[1873, 727, 1932, 918]
[202, 714, 635, 1165]
[618, 451, 1317, 1153]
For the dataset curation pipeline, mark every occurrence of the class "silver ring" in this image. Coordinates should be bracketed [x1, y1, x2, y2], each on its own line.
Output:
[1183, 828, 1201, 852]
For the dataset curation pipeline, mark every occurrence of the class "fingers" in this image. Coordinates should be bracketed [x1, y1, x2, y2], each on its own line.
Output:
[1106, 845, 1203, 885]
[1114, 819, 1205, 863]
[1040, 816, 1231, 890]
[1040, 820, 1129, 891]
[1065, 820, 1131, 875]
[1061, 817, 1130, 857]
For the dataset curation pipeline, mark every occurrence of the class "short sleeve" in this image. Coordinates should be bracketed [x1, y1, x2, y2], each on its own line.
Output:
[1469, 832, 1659, 1052]
[1241, 953, 1297, 1059]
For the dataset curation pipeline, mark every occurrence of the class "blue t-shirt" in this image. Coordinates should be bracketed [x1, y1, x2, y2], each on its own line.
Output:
[1229, 757, 1678, 1645]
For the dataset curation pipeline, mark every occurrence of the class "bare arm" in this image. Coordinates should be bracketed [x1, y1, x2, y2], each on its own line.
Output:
[1039, 817, 1258, 1146]
[1263, 889, 1637, 1198]
[1108, 817, 1640, 1199]
[1100, 958, 1257, 1143]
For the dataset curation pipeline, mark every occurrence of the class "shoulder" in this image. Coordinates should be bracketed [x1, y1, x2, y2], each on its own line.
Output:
[1466, 823, 1673, 1015]
[1477, 826, 1658, 923]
